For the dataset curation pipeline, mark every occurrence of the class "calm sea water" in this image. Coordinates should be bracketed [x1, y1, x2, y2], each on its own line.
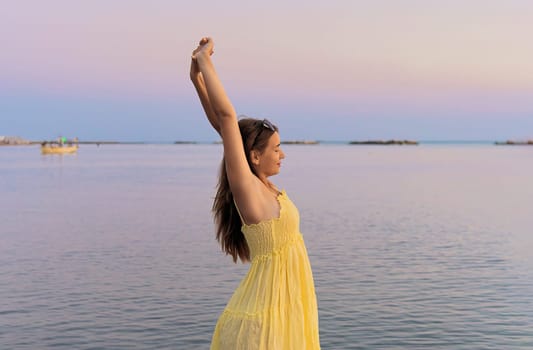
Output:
[1, 144, 532, 349]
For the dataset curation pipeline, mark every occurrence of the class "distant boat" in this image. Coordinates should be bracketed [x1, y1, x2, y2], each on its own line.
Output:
[41, 144, 78, 154]
[41, 137, 79, 154]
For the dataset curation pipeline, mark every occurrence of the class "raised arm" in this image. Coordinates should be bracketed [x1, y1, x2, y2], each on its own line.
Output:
[192, 38, 256, 195]
[190, 43, 220, 135]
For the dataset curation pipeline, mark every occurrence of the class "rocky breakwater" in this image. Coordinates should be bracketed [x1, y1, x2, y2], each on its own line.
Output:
[494, 140, 533, 145]
[0, 136, 31, 145]
[281, 140, 319, 145]
[350, 140, 418, 145]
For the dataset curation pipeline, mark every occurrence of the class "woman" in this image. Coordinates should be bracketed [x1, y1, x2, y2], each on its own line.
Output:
[191, 37, 321, 349]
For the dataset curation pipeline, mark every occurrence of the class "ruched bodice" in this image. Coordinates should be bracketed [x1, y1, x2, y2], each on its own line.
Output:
[210, 190, 321, 349]
[242, 190, 304, 261]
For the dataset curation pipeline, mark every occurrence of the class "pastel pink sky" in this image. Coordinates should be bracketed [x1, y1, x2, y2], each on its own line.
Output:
[1, 0, 532, 141]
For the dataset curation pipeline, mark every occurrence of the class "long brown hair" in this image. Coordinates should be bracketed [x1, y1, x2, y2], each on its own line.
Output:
[213, 117, 278, 263]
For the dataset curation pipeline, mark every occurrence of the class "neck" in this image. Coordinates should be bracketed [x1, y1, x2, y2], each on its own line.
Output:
[256, 174, 279, 195]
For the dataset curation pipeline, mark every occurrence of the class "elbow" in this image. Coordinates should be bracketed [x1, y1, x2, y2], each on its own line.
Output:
[215, 111, 236, 122]
[217, 113, 237, 135]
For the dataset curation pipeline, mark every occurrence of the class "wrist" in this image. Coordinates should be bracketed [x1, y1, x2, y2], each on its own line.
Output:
[195, 51, 211, 64]
[190, 71, 203, 83]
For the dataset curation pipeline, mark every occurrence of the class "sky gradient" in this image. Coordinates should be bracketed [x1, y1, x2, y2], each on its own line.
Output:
[1, 0, 532, 141]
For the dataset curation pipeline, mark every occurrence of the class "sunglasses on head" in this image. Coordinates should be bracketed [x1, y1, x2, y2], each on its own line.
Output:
[251, 118, 276, 149]
[261, 119, 275, 131]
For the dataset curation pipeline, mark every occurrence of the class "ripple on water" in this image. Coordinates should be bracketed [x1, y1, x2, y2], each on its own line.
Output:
[1, 145, 533, 349]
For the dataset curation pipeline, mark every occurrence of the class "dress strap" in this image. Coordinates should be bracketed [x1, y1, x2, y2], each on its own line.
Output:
[233, 199, 245, 225]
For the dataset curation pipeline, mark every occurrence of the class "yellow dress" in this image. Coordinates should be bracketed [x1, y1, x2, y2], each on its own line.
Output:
[210, 190, 321, 349]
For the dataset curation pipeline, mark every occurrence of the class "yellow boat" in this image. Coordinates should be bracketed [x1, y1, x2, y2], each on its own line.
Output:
[41, 144, 79, 155]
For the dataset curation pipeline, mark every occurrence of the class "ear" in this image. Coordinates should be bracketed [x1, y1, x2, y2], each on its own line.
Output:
[250, 149, 261, 165]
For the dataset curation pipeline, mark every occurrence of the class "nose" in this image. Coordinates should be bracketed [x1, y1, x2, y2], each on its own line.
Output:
[280, 149, 285, 159]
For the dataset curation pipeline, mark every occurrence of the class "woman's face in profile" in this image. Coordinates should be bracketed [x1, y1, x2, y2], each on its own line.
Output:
[255, 132, 285, 177]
